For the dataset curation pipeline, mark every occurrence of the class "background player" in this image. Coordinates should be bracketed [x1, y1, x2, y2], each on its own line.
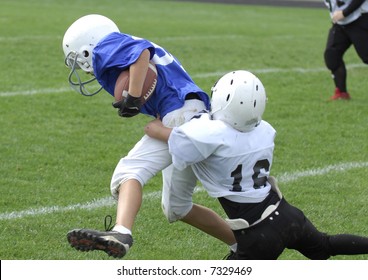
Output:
[324, 0, 368, 100]
[62, 14, 236, 258]
[145, 70, 368, 259]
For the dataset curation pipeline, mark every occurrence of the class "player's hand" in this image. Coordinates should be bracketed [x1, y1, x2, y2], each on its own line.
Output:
[144, 118, 172, 142]
[112, 93, 142, 118]
[144, 119, 163, 137]
[332, 10, 344, 23]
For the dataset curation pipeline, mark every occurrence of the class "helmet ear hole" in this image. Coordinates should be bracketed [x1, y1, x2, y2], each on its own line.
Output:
[82, 50, 89, 58]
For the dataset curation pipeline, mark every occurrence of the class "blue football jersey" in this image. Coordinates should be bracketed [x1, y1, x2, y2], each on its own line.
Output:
[92, 32, 210, 118]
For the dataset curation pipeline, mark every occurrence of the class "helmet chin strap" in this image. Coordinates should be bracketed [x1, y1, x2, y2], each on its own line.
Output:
[65, 52, 103, 96]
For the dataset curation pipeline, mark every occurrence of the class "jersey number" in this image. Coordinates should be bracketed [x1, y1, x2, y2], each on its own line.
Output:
[230, 159, 270, 192]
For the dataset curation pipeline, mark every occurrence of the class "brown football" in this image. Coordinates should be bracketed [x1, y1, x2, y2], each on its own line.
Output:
[114, 62, 157, 104]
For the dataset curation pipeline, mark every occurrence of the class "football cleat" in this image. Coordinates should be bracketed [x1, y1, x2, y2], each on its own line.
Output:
[330, 88, 351, 101]
[67, 215, 133, 258]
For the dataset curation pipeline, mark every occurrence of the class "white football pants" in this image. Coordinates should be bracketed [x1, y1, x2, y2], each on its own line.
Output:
[110, 99, 206, 222]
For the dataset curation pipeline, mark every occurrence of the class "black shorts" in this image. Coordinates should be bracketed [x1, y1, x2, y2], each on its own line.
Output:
[225, 198, 332, 260]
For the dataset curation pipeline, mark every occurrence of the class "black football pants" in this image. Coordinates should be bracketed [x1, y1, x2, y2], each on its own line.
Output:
[324, 13, 368, 92]
[221, 197, 368, 259]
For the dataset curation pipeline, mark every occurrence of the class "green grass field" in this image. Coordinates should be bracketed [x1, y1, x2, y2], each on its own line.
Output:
[0, 0, 367, 260]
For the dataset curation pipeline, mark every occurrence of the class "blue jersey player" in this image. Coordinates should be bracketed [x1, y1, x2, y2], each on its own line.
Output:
[62, 14, 236, 258]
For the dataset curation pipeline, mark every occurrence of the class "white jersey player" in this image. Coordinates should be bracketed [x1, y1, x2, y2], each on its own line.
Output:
[145, 70, 368, 259]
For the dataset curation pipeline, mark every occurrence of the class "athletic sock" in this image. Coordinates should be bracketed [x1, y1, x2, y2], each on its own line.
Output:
[112, 225, 132, 236]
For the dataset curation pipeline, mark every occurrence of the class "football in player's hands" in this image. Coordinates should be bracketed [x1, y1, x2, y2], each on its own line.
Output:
[114, 62, 157, 104]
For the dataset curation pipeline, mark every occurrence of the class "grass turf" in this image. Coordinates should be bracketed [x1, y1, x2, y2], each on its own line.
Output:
[0, 0, 367, 260]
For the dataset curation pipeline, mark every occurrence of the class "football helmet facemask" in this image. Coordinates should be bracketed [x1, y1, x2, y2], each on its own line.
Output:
[211, 70, 267, 132]
[62, 14, 120, 96]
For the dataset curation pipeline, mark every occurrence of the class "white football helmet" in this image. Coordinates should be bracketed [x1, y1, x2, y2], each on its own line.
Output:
[62, 14, 120, 96]
[211, 70, 267, 132]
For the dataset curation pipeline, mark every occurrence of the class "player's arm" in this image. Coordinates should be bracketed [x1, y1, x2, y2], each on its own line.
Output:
[332, 0, 365, 22]
[145, 118, 207, 170]
[343, 0, 365, 16]
[144, 119, 172, 142]
[129, 49, 150, 98]
[112, 49, 150, 117]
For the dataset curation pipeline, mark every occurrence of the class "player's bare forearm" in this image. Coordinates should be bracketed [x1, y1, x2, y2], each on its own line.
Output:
[144, 119, 172, 142]
[129, 49, 150, 98]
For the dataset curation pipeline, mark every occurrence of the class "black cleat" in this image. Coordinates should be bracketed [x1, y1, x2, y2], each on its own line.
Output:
[66, 215, 133, 258]
[67, 229, 133, 258]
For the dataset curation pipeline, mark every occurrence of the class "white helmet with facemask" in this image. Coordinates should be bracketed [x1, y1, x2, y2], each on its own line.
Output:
[62, 14, 120, 96]
[211, 70, 267, 132]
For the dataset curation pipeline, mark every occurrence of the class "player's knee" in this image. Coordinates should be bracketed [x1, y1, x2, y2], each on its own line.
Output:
[161, 203, 178, 223]
[305, 233, 332, 260]
[324, 48, 342, 71]
[161, 202, 189, 223]
[110, 179, 124, 200]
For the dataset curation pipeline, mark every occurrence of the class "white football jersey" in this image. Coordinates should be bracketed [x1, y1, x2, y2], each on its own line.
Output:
[324, 0, 368, 25]
[168, 113, 276, 203]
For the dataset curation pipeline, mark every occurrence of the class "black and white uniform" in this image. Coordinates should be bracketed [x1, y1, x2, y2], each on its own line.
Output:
[324, 0, 368, 92]
[168, 113, 368, 259]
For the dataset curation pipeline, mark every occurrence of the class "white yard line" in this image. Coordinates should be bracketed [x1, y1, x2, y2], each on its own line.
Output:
[0, 161, 367, 221]
[0, 64, 366, 97]
[0, 35, 61, 42]
[0, 87, 71, 97]
[192, 63, 366, 78]
[277, 162, 368, 183]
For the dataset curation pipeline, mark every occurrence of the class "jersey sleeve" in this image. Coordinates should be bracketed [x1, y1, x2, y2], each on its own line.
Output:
[94, 33, 155, 70]
[168, 114, 221, 170]
[168, 129, 205, 170]
[93, 32, 155, 95]
[343, 0, 365, 17]
[325, 0, 367, 24]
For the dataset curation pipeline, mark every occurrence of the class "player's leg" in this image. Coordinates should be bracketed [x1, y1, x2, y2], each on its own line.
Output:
[182, 204, 236, 246]
[292, 218, 368, 259]
[161, 164, 197, 223]
[324, 24, 351, 99]
[115, 179, 142, 231]
[274, 195, 368, 259]
[350, 14, 368, 65]
[114, 134, 171, 214]
[110, 135, 172, 254]
[283, 205, 332, 259]
[328, 234, 368, 256]
[284, 200, 368, 259]
[161, 164, 236, 253]
[67, 135, 172, 258]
